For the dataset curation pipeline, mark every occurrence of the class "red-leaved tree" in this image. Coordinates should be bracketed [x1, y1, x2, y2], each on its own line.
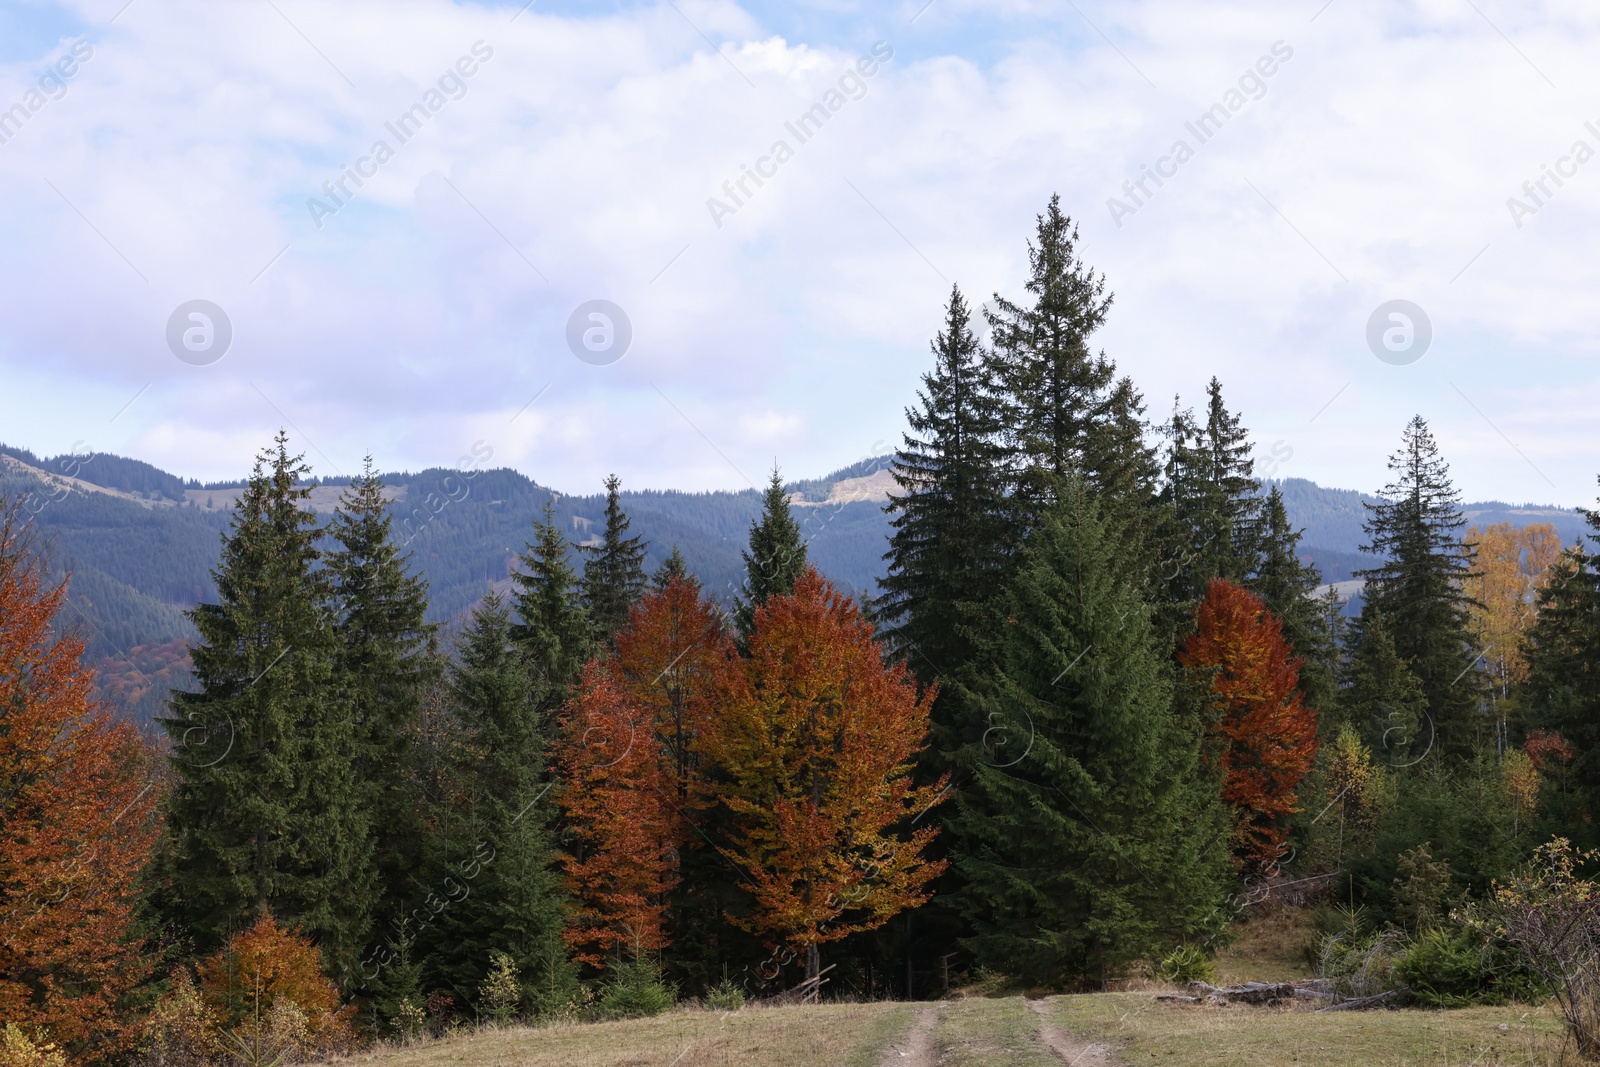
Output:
[0, 500, 164, 1058]
[699, 569, 946, 980]
[1179, 578, 1318, 873]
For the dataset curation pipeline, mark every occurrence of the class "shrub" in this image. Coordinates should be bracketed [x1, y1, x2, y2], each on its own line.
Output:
[197, 912, 357, 1058]
[596, 958, 675, 1020]
[1156, 945, 1216, 985]
[0, 1026, 65, 1067]
[1393, 926, 1544, 1007]
[1482, 839, 1600, 1057]
[1316, 925, 1404, 999]
[135, 972, 220, 1067]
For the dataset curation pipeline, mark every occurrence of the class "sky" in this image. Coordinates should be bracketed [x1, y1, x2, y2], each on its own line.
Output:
[0, 0, 1597, 505]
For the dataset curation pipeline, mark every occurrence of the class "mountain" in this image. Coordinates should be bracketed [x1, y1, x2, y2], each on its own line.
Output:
[2, 444, 1590, 725]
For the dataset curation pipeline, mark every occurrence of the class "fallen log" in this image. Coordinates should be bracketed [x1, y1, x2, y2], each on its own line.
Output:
[1315, 989, 1398, 1013]
[1186, 981, 1298, 1004]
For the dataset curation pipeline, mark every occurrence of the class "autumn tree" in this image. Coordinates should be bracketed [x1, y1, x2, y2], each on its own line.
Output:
[1179, 579, 1319, 872]
[702, 570, 946, 982]
[0, 498, 164, 1058]
[197, 912, 357, 1056]
[1465, 522, 1561, 747]
[554, 665, 679, 967]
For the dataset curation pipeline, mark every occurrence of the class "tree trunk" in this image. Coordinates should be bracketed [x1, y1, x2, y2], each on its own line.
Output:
[805, 942, 820, 982]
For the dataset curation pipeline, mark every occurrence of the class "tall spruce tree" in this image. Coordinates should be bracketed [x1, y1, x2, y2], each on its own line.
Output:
[512, 501, 592, 702]
[1355, 417, 1481, 755]
[1524, 484, 1600, 803]
[1250, 486, 1335, 712]
[161, 433, 373, 975]
[327, 458, 439, 943]
[651, 546, 690, 589]
[735, 467, 807, 638]
[420, 593, 576, 1013]
[580, 474, 648, 649]
[952, 478, 1230, 986]
[881, 285, 1011, 760]
[987, 195, 1158, 535]
[1158, 380, 1263, 617]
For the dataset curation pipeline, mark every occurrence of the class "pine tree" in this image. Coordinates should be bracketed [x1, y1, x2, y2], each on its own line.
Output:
[421, 593, 575, 1013]
[1524, 484, 1600, 803]
[162, 432, 373, 976]
[881, 285, 1011, 762]
[581, 475, 648, 649]
[1250, 486, 1334, 712]
[988, 194, 1158, 531]
[952, 479, 1230, 986]
[326, 457, 439, 945]
[512, 500, 592, 702]
[736, 468, 807, 639]
[1355, 417, 1481, 756]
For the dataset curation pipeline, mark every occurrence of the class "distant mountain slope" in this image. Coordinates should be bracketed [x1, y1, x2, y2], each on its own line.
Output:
[2, 443, 1592, 724]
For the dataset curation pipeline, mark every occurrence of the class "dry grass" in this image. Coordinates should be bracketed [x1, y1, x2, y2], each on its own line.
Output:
[1213, 906, 1319, 984]
[1045, 992, 1569, 1066]
[319, 1002, 908, 1067]
[933, 997, 1059, 1067]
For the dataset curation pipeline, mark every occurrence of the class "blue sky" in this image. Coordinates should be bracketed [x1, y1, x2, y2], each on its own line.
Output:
[1, 0, 1597, 506]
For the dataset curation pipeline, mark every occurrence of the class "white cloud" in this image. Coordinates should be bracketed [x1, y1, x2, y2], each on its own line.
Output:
[0, 0, 1596, 505]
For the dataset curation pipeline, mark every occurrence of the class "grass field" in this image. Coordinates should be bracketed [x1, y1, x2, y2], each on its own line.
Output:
[325, 994, 1572, 1067]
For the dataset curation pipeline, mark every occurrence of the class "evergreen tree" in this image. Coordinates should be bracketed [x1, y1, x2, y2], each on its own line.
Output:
[581, 475, 648, 649]
[988, 194, 1158, 533]
[1524, 484, 1600, 802]
[161, 432, 373, 975]
[421, 593, 576, 1013]
[735, 468, 807, 638]
[327, 458, 439, 943]
[1356, 417, 1481, 755]
[651, 546, 690, 590]
[1250, 485, 1334, 712]
[881, 285, 1011, 761]
[951, 479, 1230, 986]
[1157, 379, 1264, 621]
[1341, 611, 1428, 766]
[512, 501, 591, 702]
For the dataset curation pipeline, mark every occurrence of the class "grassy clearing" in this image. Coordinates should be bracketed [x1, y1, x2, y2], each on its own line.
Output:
[1046, 992, 1568, 1066]
[934, 996, 1059, 1067]
[325, 1001, 907, 1067]
[1213, 907, 1318, 984]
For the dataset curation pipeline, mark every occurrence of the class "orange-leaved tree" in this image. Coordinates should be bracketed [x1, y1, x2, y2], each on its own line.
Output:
[554, 664, 680, 967]
[196, 911, 356, 1055]
[1179, 578, 1319, 873]
[700, 569, 946, 981]
[0, 499, 164, 1059]
[613, 570, 732, 800]
[1465, 522, 1562, 702]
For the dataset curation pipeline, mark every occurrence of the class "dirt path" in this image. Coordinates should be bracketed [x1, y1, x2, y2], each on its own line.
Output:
[878, 1003, 942, 1067]
[1026, 999, 1118, 1066]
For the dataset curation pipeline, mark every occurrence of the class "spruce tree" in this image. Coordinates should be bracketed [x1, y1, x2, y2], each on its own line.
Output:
[512, 501, 592, 702]
[735, 468, 807, 638]
[988, 194, 1158, 533]
[1250, 485, 1334, 713]
[1342, 611, 1428, 765]
[1158, 379, 1262, 613]
[651, 546, 690, 589]
[951, 478, 1230, 986]
[327, 458, 439, 943]
[1524, 484, 1600, 800]
[581, 474, 648, 649]
[1356, 417, 1481, 755]
[881, 285, 1011, 761]
[420, 593, 576, 1013]
[161, 432, 373, 974]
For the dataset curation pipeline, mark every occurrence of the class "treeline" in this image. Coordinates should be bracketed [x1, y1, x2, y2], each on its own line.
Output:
[5, 194, 1600, 1063]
